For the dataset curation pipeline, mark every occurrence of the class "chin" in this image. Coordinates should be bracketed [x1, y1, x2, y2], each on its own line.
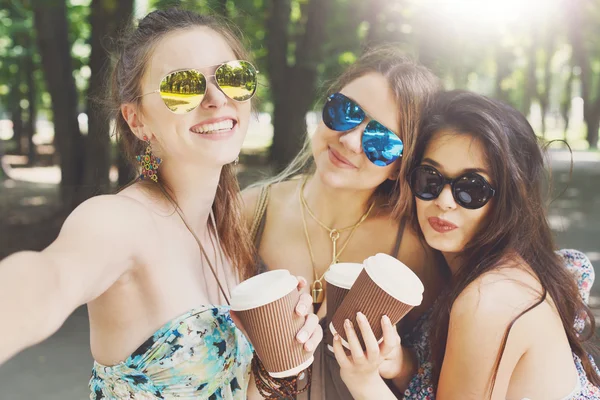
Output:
[422, 229, 464, 254]
[316, 167, 353, 190]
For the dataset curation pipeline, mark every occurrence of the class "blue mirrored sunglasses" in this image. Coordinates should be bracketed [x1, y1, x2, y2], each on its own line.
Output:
[322, 92, 403, 167]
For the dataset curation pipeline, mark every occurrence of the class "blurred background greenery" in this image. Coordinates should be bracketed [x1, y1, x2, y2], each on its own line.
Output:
[0, 0, 599, 213]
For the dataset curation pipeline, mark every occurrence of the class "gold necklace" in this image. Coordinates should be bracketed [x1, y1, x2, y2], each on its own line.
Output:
[299, 177, 374, 303]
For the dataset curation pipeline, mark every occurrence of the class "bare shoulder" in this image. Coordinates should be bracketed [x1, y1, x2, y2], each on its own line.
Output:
[452, 263, 543, 327]
[269, 179, 300, 207]
[59, 193, 155, 245]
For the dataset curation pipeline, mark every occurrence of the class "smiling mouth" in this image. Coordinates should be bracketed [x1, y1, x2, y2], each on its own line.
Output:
[190, 119, 236, 134]
[328, 147, 357, 168]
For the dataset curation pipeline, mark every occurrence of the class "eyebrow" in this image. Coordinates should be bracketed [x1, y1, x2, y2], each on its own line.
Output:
[422, 157, 489, 175]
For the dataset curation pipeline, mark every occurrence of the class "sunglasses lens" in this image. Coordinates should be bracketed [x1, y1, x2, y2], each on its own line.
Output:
[454, 174, 493, 209]
[410, 166, 443, 199]
[159, 70, 206, 114]
[322, 93, 365, 131]
[215, 60, 258, 102]
[362, 120, 403, 166]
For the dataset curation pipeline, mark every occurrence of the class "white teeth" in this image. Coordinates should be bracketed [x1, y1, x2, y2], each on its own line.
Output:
[191, 119, 234, 134]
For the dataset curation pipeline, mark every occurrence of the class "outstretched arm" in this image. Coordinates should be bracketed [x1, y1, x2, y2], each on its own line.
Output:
[0, 195, 150, 364]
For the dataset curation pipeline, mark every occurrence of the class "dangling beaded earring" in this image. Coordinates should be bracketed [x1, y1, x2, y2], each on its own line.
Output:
[233, 156, 239, 166]
[136, 136, 162, 183]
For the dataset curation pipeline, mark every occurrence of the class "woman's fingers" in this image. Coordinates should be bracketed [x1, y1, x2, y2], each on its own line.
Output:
[296, 313, 319, 344]
[379, 315, 400, 358]
[303, 320, 323, 352]
[344, 319, 367, 364]
[295, 292, 313, 316]
[356, 312, 380, 361]
[332, 333, 353, 369]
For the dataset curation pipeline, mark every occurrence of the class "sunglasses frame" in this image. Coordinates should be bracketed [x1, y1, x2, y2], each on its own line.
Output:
[137, 60, 259, 113]
[323, 92, 404, 167]
[409, 165, 496, 210]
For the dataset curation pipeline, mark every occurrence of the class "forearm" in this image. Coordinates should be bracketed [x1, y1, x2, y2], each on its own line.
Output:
[0, 251, 72, 365]
[389, 345, 418, 393]
[345, 374, 399, 400]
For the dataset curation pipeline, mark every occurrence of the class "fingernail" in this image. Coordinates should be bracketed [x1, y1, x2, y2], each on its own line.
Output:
[304, 342, 313, 352]
[296, 304, 307, 315]
[383, 315, 391, 326]
[297, 330, 309, 343]
[357, 312, 366, 322]
[344, 319, 353, 329]
[334, 333, 340, 341]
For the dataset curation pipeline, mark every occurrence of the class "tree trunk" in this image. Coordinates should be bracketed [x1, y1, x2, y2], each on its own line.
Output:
[9, 90, 24, 155]
[561, 66, 574, 140]
[565, 0, 599, 148]
[539, 43, 554, 138]
[522, 31, 538, 119]
[23, 31, 37, 165]
[266, 0, 292, 171]
[267, 0, 330, 172]
[33, 0, 84, 211]
[83, 0, 112, 197]
[84, 0, 135, 196]
[495, 46, 512, 105]
[585, 113, 600, 149]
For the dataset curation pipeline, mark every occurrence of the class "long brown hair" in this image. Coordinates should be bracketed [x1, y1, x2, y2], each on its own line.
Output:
[109, 8, 255, 280]
[257, 46, 440, 219]
[408, 90, 600, 393]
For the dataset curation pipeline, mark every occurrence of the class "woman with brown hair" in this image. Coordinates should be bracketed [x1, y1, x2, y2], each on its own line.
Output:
[242, 47, 443, 399]
[0, 8, 321, 399]
[332, 90, 600, 399]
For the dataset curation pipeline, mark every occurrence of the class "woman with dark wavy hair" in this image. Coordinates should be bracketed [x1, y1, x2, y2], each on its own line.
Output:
[331, 90, 600, 399]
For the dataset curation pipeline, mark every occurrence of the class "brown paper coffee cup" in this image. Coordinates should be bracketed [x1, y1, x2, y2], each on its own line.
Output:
[323, 263, 363, 352]
[330, 253, 424, 349]
[230, 269, 314, 377]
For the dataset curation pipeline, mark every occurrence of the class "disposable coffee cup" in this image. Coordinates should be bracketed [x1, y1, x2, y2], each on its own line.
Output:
[330, 253, 424, 349]
[323, 263, 364, 352]
[230, 269, 314, 378]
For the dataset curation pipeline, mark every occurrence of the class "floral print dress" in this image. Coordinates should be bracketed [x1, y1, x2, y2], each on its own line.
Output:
[89, 305, 253, 399]
[401, 249, 600, 400]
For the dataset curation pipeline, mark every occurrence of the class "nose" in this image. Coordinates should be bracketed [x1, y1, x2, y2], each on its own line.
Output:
[200, 79, 227, 110]
[433, 184, 457, 211]
[338, 122, 365, 155]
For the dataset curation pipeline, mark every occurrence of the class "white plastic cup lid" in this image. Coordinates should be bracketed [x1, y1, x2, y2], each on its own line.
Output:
[324, 263, 364, 289]
[230, 269, 298, 311]
[363, 253, 424, 306]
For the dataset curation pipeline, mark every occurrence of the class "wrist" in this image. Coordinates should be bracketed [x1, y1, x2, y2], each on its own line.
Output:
[391, 346, 417, 390]
[345, 373, 388, 399]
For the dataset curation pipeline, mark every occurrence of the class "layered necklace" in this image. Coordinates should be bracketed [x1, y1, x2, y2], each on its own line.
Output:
[299, 177, 374, 303]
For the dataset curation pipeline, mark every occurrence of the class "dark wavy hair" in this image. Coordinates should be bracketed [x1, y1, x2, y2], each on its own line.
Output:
[407, 90, 599, 393]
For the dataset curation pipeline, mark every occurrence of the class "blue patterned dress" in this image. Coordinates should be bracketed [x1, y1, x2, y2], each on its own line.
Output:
[89, 305, 253, 399]
[401, 249, 600, 399]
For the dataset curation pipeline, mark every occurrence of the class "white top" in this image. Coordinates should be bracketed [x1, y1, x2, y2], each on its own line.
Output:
[230, 269, 298, 311]
[324, 263, 364, 289]
[364, 253, 424, 306]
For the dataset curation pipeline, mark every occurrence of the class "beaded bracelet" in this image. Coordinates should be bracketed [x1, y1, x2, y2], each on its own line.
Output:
[251, 355, 312, 399]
